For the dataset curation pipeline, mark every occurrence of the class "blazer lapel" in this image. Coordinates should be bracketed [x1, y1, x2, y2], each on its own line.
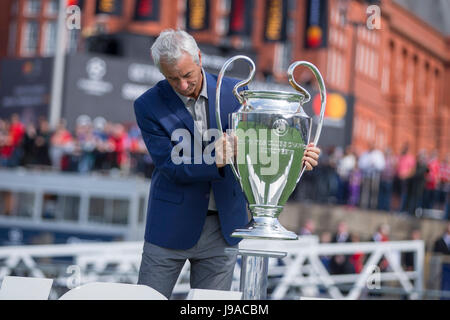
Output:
[160, 81, 195, 135]
[207, 72, 227, 132]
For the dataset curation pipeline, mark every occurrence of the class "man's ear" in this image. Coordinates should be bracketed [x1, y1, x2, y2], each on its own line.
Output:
[198, 50, 202, 67]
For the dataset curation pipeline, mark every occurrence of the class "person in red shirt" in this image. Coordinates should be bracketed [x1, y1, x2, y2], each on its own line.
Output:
[440, 156, 449, 219]
[1, 114, 25, 167]
[397, 143, 416, 213]
[424, 151, 441, 210]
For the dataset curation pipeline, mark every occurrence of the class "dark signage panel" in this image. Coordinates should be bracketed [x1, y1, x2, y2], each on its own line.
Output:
[0, 57, 53, 122]
[304, 0, 328, 49]
[95, 0, 122, 16]
[134, 0, 160, 22]
[228, 0, 254, 36]
[302, 89, 353, 149]
[264, 0, 288, 42]
[62, 53, 164, 130]
[186, 0, 210, 31]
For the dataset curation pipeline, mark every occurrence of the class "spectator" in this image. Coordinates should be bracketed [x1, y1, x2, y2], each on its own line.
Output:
[348, 161, 362, 207]
[34, 118, 52, 166]
[397, 143, 416, 213]
[409, 150, 428, 215]
[298, 218, 316, 236]
[74, 115, 96, 173]
[0, 119, 12, 167]
[92, 117, 113, 171]
[20, 123, 37, 166]
[403, 228, 422, 271]
[349, 233, 364, 273]
[433, 223, 450, 255]
[50, 119, 73, 170]
[337, 146, 356, 205]
[358, 143, 385, 209]
[440, 156, 450, 219]
[319, 231, 332, 271]
[329, 221, 355, 275]
[8, 114, 25, 166]
[378, 148, 397, 212]
[372, 223, 391, 272]
[423, 151, 440, 210]
[108, 123, 129, 171]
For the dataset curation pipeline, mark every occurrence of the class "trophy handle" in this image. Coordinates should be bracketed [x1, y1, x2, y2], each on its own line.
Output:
[287, 61, 327, 180]
[216, 55, 256, 181]
[288, 61, 326, 146]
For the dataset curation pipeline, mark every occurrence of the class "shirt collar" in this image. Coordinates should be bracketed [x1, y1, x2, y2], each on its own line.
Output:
[174, 68, 208, 105]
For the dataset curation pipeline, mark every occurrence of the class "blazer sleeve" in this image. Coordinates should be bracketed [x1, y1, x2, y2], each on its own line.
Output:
[134, 98, 225, 184]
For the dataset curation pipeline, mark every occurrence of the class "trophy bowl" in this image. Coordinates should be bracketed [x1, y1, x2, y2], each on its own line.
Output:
[216, 56, 326, 240]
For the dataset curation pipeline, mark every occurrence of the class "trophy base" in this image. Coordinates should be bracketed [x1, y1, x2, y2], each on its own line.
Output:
[231, 216, 298, 240]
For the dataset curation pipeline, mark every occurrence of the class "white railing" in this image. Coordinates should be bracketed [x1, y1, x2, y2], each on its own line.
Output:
[0, 238, 425, 300]
[238, 238, 424, 299]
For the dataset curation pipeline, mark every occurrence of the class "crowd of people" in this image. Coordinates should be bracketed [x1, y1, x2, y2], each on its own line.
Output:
[0, 114, 155, 178]
[299, 219, 450, 277]
[293, 143, 449, 219]
[1, 114, 449, 218]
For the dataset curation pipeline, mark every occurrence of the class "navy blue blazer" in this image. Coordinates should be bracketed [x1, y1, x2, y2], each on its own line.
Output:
[134, 72, 248, 250]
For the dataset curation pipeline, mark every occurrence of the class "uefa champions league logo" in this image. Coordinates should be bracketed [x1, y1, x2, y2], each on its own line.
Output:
[272, 119, 289, 137]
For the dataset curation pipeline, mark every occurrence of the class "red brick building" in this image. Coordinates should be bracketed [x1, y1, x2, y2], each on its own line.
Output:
[0, 0, 449, 158]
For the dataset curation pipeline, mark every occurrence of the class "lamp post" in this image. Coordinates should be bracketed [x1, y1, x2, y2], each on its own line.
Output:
[49, 0, 68, 130]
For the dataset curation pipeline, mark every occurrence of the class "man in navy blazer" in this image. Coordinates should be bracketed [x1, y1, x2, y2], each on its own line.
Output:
[134, 29, 320, 299]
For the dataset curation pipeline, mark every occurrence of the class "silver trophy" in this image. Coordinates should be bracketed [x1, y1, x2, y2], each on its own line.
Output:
[216, 55, 326, 240]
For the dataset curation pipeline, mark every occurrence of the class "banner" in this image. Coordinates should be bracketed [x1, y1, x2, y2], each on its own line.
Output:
[186, 0, 210, 32]
[134, 0, 160, 22]
[264, 0, 288, 42]
[304, 90, 353, 148]
[0, 57, 53, 122]
[228, 0, 253, 36]
[95, 0, 122, 16]
[304, 0, 328, 49]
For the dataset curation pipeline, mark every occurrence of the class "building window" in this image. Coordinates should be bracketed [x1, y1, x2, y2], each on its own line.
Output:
[11, 0, 19, 15]
[25, 0, 42, 16]
[21, 21, 40, 56]
[45, 0, 59, 16]
[42, 21, 57, 56]
[8, 20, 17, 56]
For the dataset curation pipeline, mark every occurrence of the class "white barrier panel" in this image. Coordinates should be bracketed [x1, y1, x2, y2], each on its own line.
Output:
[0, 276, 53, 300]
[58, 282, 167, 300]
[186, 289, 243, 300]
[0, 238, 425, 300]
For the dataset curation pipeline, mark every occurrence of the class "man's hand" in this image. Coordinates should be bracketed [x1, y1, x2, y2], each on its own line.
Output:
[215, 133, 236, 168]
[302, 143, 321, 171]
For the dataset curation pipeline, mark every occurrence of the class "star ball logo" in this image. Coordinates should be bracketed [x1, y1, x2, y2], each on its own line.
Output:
[272, 118, 289, 137]
[306, 25, 323, 49]
[313, 92, 347, 128]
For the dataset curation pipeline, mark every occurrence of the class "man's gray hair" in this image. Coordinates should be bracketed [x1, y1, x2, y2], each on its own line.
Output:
[151, 29, 200, 70]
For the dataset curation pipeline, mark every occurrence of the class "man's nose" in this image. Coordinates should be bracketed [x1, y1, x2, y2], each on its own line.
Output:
[178, 79, 189, 91]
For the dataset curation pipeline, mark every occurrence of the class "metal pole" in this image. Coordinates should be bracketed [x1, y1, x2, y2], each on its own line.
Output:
[226, 248, 287, 300]
[240, 255, 269, 300]
[49, 0, 68, 130]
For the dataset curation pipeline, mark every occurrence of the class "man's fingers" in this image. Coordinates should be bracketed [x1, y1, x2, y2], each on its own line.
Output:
[303, 160, 313, 171]
[305, 149, 320, 160]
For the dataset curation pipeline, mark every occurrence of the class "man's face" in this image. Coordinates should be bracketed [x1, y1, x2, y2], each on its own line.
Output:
[160, 51, 203, 99]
